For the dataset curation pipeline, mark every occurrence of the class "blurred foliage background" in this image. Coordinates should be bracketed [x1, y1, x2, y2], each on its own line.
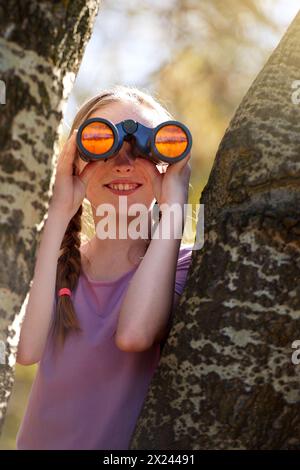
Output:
[1, 0, 299, 450]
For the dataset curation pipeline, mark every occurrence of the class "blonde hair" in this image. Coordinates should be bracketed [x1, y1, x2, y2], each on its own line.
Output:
[50, 85, 174, 350]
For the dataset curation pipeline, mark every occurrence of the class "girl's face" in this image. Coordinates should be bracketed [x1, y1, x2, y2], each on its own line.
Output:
[75, 100, 165, 214]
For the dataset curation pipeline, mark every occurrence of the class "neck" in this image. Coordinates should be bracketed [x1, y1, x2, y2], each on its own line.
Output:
[81, 210, 154, 279]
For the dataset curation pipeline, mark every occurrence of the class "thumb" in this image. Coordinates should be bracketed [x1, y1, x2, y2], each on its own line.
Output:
[77, 161, 99, 187]
[152, 171, 163, 203]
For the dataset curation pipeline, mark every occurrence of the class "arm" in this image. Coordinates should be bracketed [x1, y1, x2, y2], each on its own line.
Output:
[115, 149, 191, 352]
[154, 292, 181, 345]
[16, 208, 70, 365]
[17, 130, 97, 365]
[115, 211, 182, 352]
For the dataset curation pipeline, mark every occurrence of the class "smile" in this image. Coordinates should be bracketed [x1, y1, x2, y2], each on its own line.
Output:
[104, 183, 142, 195]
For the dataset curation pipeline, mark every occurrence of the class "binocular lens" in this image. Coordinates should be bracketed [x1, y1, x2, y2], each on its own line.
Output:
[81, 122, 114, 154]
[78, 118, 191, 164]
[154, 125, 188, 159]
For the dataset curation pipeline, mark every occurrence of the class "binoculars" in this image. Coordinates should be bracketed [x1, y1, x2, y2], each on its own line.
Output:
[76, 117, 192, 165]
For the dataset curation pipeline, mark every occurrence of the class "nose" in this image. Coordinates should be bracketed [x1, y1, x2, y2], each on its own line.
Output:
[112, 141, 136, 174]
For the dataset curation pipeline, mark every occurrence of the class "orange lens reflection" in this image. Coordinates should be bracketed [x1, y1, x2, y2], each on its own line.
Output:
[81, 122, 114, 154]
[154, 125, 188, 158]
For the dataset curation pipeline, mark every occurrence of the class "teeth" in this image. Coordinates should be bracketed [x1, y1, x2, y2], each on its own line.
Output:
[108, 183, 139, 190]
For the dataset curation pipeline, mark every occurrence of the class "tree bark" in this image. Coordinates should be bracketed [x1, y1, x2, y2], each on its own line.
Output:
[0, 0, 100, 433]
[130, 10, 300, 450]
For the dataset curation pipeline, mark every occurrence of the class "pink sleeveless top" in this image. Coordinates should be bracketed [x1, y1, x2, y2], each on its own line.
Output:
[16, 245, 193, 450]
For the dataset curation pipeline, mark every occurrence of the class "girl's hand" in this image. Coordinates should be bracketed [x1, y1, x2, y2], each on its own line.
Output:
[143, 152, 191, 207]
[50, 130, 99, 220]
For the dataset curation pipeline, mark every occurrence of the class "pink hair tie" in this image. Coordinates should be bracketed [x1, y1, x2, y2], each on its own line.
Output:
[58, 287, 72, 297]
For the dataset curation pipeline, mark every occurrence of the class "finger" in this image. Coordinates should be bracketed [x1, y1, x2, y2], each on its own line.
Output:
[166, 152, 191, 174]
[57, 130, 79, 175]
[176, 152, 191, 170]
[58, 130, 77, 163]
[151, 170, 163, 203]
[77, 161, 99, 188]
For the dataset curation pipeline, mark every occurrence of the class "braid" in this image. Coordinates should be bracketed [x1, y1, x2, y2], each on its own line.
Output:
[48, 85, 171, 350]
[50, 205, 83, 351]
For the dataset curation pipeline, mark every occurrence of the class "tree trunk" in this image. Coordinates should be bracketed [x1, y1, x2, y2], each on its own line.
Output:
[130, 10, 300, 450]
[0, 0, 100, 433]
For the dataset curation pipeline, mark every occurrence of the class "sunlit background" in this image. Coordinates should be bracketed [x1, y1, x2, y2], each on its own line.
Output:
[1, 0, 299, 449]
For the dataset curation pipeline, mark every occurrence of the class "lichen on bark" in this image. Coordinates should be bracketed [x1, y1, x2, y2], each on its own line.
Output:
[130, 11, 300, 450]
[0, 0, 101, 433]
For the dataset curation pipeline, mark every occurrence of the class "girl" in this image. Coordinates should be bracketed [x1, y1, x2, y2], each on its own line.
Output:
[16, 85, 193, 450]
